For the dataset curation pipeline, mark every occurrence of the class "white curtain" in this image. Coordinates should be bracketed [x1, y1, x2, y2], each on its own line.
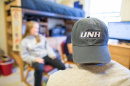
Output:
[120, 0, 130, 21]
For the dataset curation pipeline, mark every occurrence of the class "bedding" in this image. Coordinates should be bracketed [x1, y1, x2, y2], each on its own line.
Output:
[21, 0, 85, 17]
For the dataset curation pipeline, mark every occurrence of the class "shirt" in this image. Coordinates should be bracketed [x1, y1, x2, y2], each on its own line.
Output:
[20, 34, 56, 64]
[47, 60, 130, 86]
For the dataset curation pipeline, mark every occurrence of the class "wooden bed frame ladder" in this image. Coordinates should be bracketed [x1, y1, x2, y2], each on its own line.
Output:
[4, 0, 24, 82]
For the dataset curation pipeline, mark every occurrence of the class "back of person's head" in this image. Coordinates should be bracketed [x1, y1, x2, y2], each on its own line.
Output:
[71, 17, 111, 64]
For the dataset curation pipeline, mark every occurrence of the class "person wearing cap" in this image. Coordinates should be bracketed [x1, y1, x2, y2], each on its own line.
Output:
[65, 32, 73, 61]
[46, 17, 130, 86]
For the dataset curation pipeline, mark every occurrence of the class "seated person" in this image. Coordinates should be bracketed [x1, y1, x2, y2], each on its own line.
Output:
[65, 32, 73, 61]
[46, 17, 130, 86]
[20, 21, 65, 86]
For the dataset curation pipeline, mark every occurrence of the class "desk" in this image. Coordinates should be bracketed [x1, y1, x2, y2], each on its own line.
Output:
[108, 43, 130, 69]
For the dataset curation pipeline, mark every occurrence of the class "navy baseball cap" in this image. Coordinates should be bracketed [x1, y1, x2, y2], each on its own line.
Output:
[71, 17, 111, 64]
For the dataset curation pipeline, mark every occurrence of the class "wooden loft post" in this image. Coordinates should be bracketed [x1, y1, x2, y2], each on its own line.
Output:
[11, 6, 23, 82]
[4, 0, 22, 59]
[4, 0, 24, 82]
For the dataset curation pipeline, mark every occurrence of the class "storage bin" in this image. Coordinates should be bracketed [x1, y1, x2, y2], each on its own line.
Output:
[0, 60, 14, 76]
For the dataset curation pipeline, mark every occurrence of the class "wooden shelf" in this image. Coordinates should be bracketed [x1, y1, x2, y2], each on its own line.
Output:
[22, 22, 48, 26]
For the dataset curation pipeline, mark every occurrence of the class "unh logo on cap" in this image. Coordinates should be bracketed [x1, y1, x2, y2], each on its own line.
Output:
[80, 31, 101, 38]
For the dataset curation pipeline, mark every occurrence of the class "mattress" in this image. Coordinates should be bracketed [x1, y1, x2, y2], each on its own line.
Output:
[21, 0, 85, 17]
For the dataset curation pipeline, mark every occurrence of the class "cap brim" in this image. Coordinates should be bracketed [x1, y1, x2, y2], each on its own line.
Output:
[73, 45, 111, 64]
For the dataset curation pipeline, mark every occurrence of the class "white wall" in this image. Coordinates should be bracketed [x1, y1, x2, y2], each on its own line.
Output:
[120, 0, 130, 21]
[0, 0, 7, 54]
[82, 0, 90, 17]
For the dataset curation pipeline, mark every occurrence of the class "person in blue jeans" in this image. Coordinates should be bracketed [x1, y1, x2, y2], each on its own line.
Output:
[65, 32, 73, 61]
[20, 21, 65, 86]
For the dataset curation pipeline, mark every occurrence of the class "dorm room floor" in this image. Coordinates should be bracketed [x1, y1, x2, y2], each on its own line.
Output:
[0, 64, 73, 86]
[0, 67, 49, 86]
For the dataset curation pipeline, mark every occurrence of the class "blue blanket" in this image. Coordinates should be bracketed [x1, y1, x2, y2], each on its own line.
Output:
[21, 0, 85, 17]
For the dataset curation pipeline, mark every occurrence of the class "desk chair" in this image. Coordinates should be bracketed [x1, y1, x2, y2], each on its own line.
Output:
[10, 52, 54, 86]
[24, 63, 54, 86]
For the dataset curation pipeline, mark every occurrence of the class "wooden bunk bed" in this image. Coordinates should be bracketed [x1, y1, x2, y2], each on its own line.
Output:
[4, 0, 84, 83]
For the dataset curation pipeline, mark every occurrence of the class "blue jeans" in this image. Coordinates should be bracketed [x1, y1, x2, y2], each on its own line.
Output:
[32, 55, 65, 86]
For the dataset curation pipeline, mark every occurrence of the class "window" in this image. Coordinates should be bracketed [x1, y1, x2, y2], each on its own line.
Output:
[90, 0, 122, 24]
